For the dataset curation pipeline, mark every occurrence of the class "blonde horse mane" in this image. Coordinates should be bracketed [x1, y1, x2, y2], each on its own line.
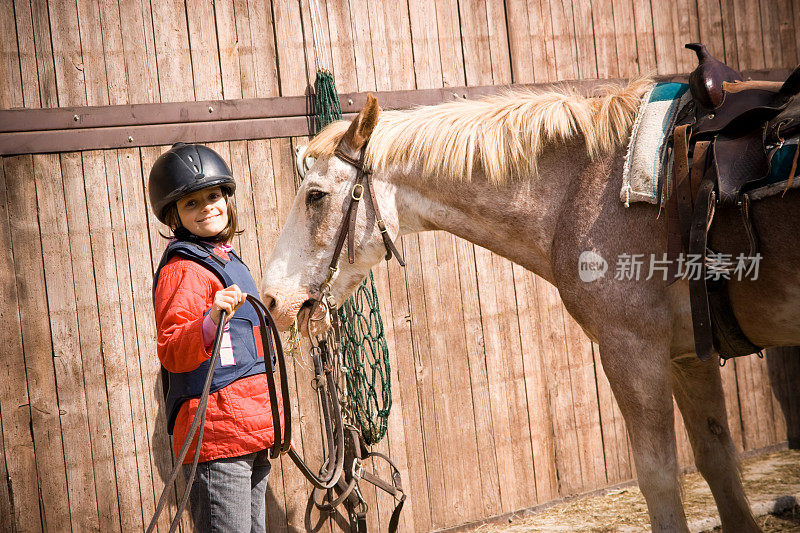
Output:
[307, 78, 653, 184]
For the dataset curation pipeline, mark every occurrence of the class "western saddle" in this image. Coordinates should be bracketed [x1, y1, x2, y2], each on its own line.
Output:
[669, 43, 800, 362]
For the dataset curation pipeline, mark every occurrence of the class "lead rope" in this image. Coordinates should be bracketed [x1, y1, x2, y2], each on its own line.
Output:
[146, 310, 227, 533]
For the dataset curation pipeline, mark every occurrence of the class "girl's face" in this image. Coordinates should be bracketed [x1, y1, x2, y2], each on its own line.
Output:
[176, 186, 229, 238]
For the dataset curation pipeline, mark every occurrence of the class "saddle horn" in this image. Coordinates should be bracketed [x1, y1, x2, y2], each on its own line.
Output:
[686, 43, 742, 110]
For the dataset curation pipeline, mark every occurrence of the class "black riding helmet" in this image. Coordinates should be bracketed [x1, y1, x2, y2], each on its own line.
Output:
[148, 143, 236, 224]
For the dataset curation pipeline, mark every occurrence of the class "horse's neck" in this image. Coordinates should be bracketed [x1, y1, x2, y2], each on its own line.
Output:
[394, 142, 596, 283]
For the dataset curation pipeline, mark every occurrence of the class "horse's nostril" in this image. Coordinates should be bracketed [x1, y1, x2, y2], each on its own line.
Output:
[261, 294, 276, 312]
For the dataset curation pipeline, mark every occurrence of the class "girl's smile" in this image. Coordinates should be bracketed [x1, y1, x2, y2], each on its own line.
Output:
[177, 187, 229, 238]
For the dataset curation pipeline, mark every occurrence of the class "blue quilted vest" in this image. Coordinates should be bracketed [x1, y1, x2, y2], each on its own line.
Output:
[153, 240, 270, 434]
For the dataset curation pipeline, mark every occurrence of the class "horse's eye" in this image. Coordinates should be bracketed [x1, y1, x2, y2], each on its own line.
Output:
[306, 190, 328, 204]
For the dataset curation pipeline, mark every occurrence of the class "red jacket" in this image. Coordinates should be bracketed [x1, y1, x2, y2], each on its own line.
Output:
[154, 247, 280, 463]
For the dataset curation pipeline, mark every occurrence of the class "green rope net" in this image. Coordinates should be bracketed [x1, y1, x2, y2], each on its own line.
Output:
[314, 70, 392, 445]
[314, 71, 343, 133]
[338, 271, 392, 445]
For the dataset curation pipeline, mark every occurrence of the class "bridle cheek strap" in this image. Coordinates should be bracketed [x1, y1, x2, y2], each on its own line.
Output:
[362, 171, 405, 266]
[346, 179, 363, 265]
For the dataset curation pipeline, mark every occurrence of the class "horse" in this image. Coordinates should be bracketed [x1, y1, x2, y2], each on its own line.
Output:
[260, 78, 799, 531]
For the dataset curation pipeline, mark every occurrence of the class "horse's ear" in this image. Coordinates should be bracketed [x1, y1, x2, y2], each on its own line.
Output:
[341, 94, 380, 151]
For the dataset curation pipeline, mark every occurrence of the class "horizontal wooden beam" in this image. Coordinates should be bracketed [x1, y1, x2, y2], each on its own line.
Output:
[0, 69, 790, 156]
[0, 95, 312, 133]
[1, 116, 319, 155]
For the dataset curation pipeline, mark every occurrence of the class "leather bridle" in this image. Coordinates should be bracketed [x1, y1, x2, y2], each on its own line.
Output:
[311, 144, 405, 326]
[303, 141, 407, 532]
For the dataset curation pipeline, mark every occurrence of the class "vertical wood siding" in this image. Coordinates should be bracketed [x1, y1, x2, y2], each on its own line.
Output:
[1, 0, 799, 531]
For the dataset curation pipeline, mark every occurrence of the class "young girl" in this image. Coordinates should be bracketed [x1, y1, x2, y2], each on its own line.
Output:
[149, 142, 280, 532]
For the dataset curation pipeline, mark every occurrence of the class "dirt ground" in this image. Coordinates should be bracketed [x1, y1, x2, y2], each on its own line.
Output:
[467, 448, 800, 532]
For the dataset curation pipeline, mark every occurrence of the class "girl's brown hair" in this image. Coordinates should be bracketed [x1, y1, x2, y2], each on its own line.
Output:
[162, 186, 240, 244]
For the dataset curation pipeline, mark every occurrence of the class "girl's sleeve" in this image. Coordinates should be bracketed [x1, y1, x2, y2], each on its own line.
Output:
[154, 260, 219, 373]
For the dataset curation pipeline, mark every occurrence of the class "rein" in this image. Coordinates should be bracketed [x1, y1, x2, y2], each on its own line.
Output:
[147, 293, 344, 531]
[146, 310, 229, 533]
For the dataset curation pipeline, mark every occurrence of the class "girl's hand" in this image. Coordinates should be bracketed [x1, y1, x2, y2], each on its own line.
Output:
[209, 284, 247, 325]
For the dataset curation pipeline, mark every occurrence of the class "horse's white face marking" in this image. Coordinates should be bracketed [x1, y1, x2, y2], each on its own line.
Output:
[261, 155, 401, 333]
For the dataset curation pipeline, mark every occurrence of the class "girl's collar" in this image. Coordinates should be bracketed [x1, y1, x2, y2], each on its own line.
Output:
[169, 236, 233, 252]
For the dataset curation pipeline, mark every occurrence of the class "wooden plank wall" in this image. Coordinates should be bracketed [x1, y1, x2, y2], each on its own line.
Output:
[1, 0, 799, 531]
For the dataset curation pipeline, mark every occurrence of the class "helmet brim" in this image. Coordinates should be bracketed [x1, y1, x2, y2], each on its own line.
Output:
[157, 177, 236, 223]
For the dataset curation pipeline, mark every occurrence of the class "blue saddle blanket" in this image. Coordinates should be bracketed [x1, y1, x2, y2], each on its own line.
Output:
[620, 82, 690, 206]
[620, 82, 800, 205]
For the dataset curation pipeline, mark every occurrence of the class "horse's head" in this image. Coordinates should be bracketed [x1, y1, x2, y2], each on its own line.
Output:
[262, 95, 402, 334]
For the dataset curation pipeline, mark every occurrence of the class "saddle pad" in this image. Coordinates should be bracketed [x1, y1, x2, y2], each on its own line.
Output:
[621, 82, 691, 206]
[749, 137, 800, 200]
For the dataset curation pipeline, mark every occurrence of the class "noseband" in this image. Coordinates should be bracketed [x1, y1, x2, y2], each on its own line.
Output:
[315, 145, 405, 314]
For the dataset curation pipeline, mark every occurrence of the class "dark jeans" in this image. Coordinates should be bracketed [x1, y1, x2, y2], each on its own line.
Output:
[183, 450, 271, 532]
